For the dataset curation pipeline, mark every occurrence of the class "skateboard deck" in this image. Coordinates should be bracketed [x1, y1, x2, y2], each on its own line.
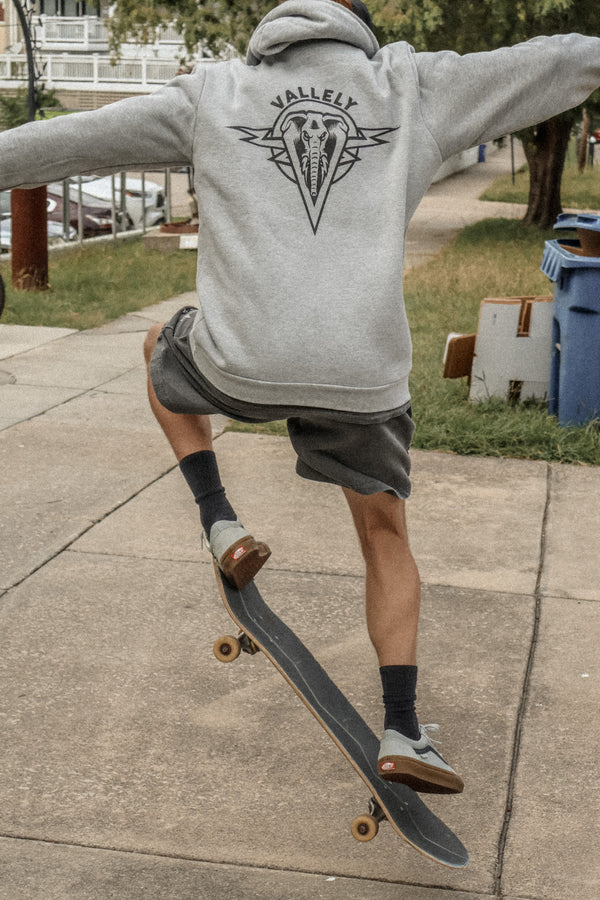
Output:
[213, 568, 469, 868]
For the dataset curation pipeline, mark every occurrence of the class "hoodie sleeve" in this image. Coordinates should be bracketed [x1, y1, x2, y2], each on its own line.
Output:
[410, 34, 600, 161]
[0, 70, 205, 190]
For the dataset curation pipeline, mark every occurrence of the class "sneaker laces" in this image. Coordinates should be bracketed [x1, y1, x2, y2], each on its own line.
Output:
[420, 723, 442, 748]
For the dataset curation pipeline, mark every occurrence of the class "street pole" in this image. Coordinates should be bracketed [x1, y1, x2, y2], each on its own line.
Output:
[11, 0, 35, 122]
[10, 0, 48, 291]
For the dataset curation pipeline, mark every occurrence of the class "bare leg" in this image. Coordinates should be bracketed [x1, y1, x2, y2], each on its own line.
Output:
[342, 488, 420, 667]
[345, 490, 464, 792]
[143, 323, 214, 460]
[143, 323, 271, 587]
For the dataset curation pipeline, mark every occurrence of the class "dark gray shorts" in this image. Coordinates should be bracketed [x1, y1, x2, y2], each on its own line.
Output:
[150, 307, 415, 498]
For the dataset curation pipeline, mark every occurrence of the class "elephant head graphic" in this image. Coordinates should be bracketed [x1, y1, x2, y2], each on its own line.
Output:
[281, 110, 349, 202]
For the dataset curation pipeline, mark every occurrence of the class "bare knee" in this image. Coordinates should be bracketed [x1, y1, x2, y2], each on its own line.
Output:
[143, 322, 164, 368]
[343, 488, 410, 562]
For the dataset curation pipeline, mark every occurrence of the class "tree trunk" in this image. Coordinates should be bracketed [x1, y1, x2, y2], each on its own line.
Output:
[11, 187, 49, 291]
[577, 109, 590, 174]
[520, 114, 574, 229]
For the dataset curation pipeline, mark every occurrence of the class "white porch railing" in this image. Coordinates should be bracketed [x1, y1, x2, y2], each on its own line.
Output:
[38, 16, 108, 50]
[36, 16, 185, 53]
[0, 52, 182, 90]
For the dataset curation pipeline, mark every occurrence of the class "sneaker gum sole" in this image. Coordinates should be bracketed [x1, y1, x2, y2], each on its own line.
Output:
[378, 756, 464, 795]
[219, 536, 271, 590]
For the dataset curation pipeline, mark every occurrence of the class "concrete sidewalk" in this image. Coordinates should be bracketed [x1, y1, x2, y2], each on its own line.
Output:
[0, 146, 598, 900]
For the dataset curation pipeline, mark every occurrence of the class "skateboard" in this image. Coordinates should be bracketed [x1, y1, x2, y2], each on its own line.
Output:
[212, 566, 469, 868]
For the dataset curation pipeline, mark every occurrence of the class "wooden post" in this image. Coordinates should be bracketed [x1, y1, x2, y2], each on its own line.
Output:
[10, 186, 49, 291]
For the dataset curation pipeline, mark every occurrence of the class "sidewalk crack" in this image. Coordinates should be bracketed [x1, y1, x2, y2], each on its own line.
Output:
[493, 462, 551, 897]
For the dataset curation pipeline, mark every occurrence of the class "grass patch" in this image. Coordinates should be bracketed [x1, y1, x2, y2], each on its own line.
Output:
[0, 238, 197, 330]
[405, 218, 599, 464]
[480, 145, 600, 209]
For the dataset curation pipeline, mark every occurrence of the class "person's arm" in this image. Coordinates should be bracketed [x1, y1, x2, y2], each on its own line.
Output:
[410, 34, 600, 161]
[0, 70, 205, 190]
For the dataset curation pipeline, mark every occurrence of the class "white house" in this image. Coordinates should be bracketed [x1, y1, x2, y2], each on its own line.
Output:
[0, 1, 222, 110]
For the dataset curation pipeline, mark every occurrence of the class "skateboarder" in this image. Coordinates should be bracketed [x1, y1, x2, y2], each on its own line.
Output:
[2, 0, 599, 794]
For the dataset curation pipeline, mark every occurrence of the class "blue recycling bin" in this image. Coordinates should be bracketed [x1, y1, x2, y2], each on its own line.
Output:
[541, 214, 600, 426]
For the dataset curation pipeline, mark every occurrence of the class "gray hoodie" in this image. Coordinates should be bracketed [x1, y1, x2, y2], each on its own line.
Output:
[1, 0, 599, 414]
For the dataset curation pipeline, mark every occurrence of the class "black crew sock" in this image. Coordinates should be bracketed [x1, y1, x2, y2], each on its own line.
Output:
[179, 450, 237, 535]
[380, 665, 420, 740]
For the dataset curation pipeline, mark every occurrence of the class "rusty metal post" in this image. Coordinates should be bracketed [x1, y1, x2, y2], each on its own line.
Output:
[11, 186, 49, 291]
[9, 0, 49, 290]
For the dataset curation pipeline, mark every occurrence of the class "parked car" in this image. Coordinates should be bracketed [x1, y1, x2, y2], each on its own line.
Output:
[0, 171, 165, 248]
[0, 191, 10, 216]
[0, 215, 76, 252]
[46, 189, 122, 238]
[64, 175, 165, 228]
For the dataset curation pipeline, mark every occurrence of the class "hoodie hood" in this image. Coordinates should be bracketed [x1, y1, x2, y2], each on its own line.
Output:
[246, 0, 379, 66]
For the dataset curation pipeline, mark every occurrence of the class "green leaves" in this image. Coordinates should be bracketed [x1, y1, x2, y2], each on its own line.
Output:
[106, 0, 278, 62]
[105, 1, 600, 62]
[369, 0, 600, 52]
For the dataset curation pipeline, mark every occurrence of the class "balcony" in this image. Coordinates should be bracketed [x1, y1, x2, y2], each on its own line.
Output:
[36, 15, 185, 54]
[37, 15, 109, 51]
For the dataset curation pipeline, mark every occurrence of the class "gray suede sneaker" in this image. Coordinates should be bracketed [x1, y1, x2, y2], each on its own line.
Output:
[208, 519, 271, 589]
[377, 724, 464, 794]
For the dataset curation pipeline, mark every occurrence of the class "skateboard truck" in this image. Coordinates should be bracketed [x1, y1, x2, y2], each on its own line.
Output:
[213, 631, 260, 662]
[350, 797, 387, 843]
